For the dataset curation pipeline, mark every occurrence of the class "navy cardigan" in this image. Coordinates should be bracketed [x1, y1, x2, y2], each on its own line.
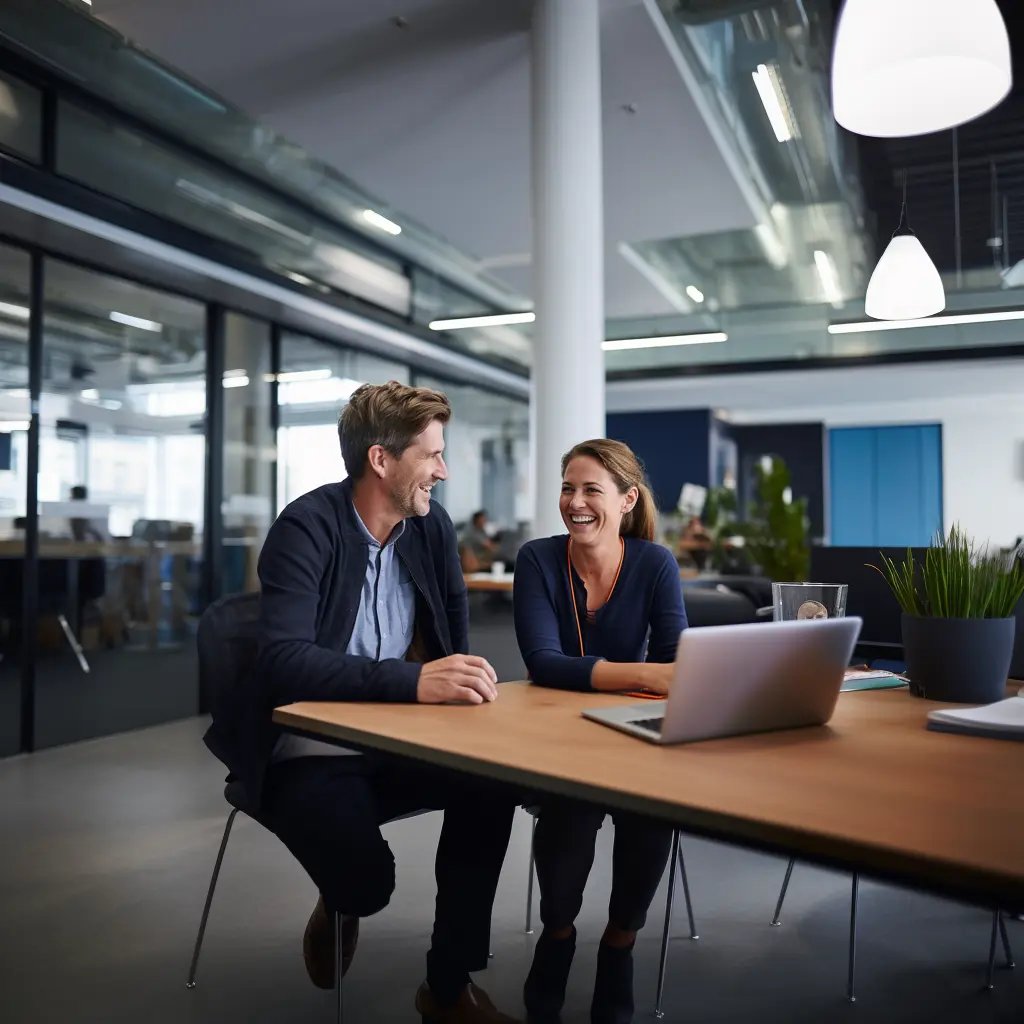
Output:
[203, 478, 468, 809]
[513, 535, 687, 691]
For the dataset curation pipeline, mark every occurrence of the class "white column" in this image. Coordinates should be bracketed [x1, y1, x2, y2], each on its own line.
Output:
[531, 0, 606, 538]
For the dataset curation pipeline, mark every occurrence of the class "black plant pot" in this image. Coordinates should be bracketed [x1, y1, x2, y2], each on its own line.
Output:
[901, 614, 1015, 703]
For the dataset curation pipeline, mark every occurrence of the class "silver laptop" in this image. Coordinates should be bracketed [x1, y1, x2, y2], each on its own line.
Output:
[582, 617, 863, 744]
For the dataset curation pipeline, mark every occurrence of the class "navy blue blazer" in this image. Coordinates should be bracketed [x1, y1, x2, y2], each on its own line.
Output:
[203, 478, 468, 808]
[513, 535, 687, 691]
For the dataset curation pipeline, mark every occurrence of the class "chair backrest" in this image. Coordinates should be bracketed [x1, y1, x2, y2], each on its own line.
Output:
[197, 591, 261, 723]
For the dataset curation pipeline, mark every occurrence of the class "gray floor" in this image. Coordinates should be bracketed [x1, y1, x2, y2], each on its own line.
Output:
[0, 602, 1020, 1023]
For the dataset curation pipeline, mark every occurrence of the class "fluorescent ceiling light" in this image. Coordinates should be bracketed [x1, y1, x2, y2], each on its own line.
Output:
[602, 332, 727, 352]
[813, 250, 842, 306]
[361, 209, 402, 236]
[752, 63, 797, 143]
[5, 388, 29, 398]
[80, 389, 100, 401]
[828, 308, 1024, 334]
[832, 0, 1011, 138]
[0, 301, 30, 320]
[263, 368, 334, 383]
[685, 285, 705, 304]
[223, 370, 250, 388]
[0, 420, 29, 431]
[429, 312, 535, 331]
[109, 310, 162, 332]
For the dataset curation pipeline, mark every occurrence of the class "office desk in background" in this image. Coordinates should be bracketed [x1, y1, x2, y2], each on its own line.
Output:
[0, 538, 200, 650]
[463, 572, 515, 593]
[275, 682, 1024, 909]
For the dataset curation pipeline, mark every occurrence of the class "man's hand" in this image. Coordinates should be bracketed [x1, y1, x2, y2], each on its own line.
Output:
[417, 654, 499, 705]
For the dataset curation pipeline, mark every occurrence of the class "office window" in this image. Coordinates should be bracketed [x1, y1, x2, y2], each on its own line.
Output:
[0, 243, 31, 756]
[35, 259, 206, 749]
[276, 333, 408, 511]
[0, 69, 42, 163]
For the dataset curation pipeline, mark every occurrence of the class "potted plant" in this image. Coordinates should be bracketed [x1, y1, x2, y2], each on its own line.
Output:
[872, 525, 1024, 703]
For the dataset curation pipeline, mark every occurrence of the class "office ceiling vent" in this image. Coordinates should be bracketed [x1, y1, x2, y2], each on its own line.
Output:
[673, 0, 775, 24]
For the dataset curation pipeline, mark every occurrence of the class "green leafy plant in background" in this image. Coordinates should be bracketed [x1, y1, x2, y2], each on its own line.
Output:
[871, 524, 1024, 619]
[740, 456, 811, 582]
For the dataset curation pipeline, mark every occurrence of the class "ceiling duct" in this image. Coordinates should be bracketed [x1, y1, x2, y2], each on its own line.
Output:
[672, 0, 777, 24]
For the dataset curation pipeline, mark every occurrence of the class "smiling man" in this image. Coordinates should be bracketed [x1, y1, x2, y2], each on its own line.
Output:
[233, 381, 518, 1023]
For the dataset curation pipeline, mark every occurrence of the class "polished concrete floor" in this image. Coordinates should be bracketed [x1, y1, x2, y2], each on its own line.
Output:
[0, 708, 1021, 1024]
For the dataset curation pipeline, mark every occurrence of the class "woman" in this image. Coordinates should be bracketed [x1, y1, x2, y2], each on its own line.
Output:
[513, 439, 687, 1024]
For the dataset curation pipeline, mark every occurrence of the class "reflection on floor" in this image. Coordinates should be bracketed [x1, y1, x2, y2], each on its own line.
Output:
[1, 710, 1021, 1023]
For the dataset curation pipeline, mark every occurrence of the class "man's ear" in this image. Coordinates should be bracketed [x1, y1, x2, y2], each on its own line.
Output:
[366, 444, 389, 480]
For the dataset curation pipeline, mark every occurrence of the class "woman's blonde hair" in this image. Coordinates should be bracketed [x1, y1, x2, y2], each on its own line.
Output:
[560, 438, 658, 541]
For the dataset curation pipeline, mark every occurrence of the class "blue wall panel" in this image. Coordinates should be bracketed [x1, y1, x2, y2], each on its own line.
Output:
[830, 424, 942, 546]
[606, 410, 711, 511]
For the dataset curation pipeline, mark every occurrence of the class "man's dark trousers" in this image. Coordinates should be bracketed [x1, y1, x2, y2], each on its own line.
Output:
[261, 753, 517, 1000]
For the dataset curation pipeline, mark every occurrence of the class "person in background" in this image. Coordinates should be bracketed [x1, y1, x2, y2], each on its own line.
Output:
[675, 514, 712, 572]
[512, 438, 687, 1024]
[460, 508, 498, 572]
[206, 381, 519, 1024]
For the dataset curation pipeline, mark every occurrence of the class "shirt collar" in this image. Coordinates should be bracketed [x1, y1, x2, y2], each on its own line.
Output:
[351, 504, 406, 549]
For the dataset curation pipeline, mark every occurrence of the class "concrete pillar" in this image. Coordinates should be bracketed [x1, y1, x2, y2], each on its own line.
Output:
[531, 0, 606, 538]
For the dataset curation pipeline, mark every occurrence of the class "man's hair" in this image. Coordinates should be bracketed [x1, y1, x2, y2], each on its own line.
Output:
[338, 380, 451, 480]
[472, 509, 487, 524]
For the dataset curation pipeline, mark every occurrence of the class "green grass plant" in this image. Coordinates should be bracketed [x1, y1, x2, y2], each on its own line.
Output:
[871, 524, 1024, 619]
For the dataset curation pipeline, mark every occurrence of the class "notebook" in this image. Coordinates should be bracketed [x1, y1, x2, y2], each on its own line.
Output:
[926, 696, 1024, 741]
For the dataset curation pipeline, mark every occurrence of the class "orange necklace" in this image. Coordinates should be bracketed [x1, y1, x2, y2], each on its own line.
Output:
[566, 536, 625, 657]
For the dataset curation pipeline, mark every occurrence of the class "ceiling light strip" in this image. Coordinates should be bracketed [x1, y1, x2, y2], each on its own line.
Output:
[829, 309, 1024, 334]
[602, 332, 727, 352]
[430, 312, 535, 330]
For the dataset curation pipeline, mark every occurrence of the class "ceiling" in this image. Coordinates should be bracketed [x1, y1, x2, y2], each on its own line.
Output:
[90, 0, 756, 320]
[840, 0, 1024, 285]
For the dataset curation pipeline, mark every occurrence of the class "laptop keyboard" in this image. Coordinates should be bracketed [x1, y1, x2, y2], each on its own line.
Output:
[632, 716, 665, 733]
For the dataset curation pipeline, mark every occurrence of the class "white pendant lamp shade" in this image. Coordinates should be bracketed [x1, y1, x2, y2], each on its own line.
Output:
[832, 0, 1011, 138]
[864, 234, 945, 321]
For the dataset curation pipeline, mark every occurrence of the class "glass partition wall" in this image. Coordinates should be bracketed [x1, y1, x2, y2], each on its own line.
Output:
[35, 260, 207, 748]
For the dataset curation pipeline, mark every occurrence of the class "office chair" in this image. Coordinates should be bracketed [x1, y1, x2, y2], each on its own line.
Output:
[770, 859, 1016, 1000]
[522, 813, 699, 1019]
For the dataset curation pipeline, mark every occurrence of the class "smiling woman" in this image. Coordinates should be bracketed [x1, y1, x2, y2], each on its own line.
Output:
[511, 435, 688, 1022]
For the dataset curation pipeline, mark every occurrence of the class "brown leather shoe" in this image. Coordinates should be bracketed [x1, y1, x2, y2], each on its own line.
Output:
[302, 895, 359, 989]
[415, 981, 522, 1023]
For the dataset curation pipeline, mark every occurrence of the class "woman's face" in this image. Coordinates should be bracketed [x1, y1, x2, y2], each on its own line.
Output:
[559, 455, 637, 547]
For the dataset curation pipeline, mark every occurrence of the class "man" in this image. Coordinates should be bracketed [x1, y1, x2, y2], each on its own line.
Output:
[460, 509, 498, 572]
[207, 381, 518, 1023]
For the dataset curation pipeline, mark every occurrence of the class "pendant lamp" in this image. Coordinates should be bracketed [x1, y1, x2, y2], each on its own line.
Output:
[864, 178, 945, 321]
[832, 0, 1011, 138]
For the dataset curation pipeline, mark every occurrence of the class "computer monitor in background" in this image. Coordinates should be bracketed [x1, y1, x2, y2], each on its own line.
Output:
[809, 546, 927, 655]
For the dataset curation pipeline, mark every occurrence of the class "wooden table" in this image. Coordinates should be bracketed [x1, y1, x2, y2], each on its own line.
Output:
[274, 683, 1024, 908]
[463, 572, 515, 593]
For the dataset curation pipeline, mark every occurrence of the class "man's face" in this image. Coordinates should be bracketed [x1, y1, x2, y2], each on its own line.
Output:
[386, 419, 448, 518]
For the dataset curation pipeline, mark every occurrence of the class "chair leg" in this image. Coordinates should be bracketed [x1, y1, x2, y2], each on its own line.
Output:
[676, 836, 699, 940]
[847, 873, 859, 1003]
[653, 830, 681, 1019]
[335, 911, 344, 1024]
[770, 857, 796, 926]
[999, 912, 1015, 969]
[186, 808, 239, 988]
[525, 814, 537, 935]
[987, 911, 999, 990]
[57, 613, 90, 673]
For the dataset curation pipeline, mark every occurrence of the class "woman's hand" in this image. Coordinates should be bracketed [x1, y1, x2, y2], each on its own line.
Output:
[639, 662, 675, 695]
